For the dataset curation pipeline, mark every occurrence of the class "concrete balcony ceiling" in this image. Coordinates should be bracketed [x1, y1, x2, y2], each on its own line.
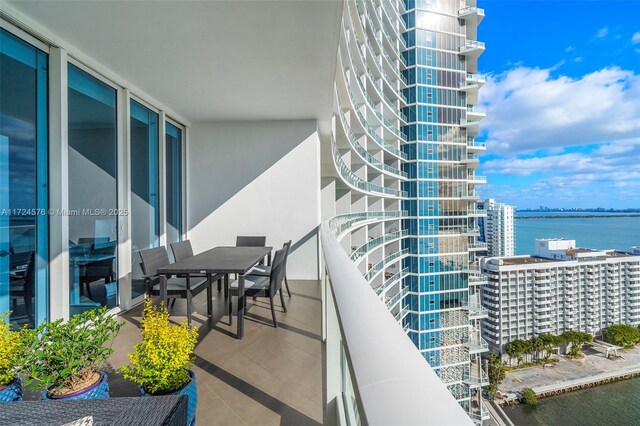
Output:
[6, 0, 343, 122]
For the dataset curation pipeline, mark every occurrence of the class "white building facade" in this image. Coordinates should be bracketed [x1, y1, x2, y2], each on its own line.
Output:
[480, 198, 514, 257]
[481, 239, 640, 354]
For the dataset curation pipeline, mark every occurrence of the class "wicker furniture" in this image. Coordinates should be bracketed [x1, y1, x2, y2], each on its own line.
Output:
[157, 246, 272, 339]
[0, 395, 188, 426]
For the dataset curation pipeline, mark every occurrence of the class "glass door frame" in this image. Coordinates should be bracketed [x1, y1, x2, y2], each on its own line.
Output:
[164, 117, 187, 244]
[0, 21, 50, 326]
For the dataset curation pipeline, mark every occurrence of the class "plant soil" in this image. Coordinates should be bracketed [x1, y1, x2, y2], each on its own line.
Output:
[0, 383, 7, 391]
[51, 372, 101, 397]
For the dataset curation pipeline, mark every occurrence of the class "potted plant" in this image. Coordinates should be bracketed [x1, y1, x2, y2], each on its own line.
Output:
[120, 300, 199, 426]
[22, 307, 123, 400]
[0, 312, 25, 402]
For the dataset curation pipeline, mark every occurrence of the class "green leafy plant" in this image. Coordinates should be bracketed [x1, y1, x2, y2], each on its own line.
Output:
[561, 330, 592, 358]
[120, 300, 199, 394]
[22, 307, 123, 396]
[0, 312, 25, 387]
[602, 324, 640, 349]
[521, 388, 537, 406]
[485, 352, 506, 398]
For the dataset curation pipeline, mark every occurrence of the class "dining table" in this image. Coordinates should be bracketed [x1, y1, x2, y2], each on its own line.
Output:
[157, 245, 272, 339]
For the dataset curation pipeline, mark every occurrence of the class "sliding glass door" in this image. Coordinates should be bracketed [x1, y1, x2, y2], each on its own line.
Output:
[67, 64, 118, 314]
[165, 122, 183, 247]
[0, 29, 48, 327]
[130, 100, 159, 299]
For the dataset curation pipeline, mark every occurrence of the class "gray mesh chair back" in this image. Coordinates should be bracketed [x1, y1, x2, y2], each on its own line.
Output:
[268, 247, 287, 294]
[282, 240, 292, 296]
[170, 240, 194, 262]
[139, 246, 170, 277]
[236, 236, 266, 247]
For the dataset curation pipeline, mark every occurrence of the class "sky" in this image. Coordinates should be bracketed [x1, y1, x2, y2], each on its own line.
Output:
[476, 0, 640, 209]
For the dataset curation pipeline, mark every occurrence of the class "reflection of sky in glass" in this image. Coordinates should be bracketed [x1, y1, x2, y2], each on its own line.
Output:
[1, 113, 36, 210]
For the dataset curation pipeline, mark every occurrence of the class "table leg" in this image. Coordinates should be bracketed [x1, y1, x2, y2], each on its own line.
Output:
[160, 275, 168, 307]
[267, 252, 272, 266]
[237, 274, 245, 339]
[206, 273, 213, 316]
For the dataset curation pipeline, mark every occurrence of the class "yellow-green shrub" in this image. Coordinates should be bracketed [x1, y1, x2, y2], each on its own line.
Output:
[120, 300, 198, 394]
[0, 312, 23, 386]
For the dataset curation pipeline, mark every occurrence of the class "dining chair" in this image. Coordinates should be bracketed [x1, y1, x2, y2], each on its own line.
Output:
[228, 247, 287, 328]
[9, 251, 35, 327]
[236, 235, 268, 265]
[247, 240, 292, 297]
[171, 240, 225, 296]
[139, 246, 219, 324]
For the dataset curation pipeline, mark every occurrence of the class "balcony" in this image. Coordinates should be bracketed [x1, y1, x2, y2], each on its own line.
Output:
[463, 365, 489, 388]
[323, 221, 474, 425]
[466, 106, 486, 121]
[465, 334, 489, 354]
[459, 118, 480, 136]
[106, 280, 324, 424]
[467, 174, 487, 185]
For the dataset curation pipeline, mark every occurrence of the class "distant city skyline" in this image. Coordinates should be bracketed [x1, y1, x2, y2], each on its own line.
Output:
[477, 1, 640, 209]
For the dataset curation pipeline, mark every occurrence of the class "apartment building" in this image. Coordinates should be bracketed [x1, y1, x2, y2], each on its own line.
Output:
[481, 239, 640, 355]
[479, 198, 515, 257]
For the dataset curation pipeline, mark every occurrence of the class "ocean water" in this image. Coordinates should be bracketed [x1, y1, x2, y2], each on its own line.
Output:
[515, 213, 640, 255]
[502, 377, 640, 426]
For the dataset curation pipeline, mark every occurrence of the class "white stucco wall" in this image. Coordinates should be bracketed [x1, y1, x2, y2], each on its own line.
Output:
[187, 120, 321, 280]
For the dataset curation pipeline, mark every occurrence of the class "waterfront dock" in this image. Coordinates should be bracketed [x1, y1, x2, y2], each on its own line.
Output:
[499, 346, 640, 400]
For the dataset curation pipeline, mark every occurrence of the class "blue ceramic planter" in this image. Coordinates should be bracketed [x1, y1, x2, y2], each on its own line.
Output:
[0, 378, 22, 402]
[141, 370, 197, 426]
[43, 371, 110, 400]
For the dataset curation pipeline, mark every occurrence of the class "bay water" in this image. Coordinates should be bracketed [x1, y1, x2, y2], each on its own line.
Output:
[504, 212, 640, 425]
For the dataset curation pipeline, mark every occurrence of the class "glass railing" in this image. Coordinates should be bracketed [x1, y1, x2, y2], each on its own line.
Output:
[467, 138, 486, 148]
[468, 174, 487, 183]
[336, 101, 407, 178]
[458, 6, 485, 17]
[386, 286, 408, 309]
[329, 211, 407, 237]
[341, 50, 408, 145]
[459, 40, 486, 53]
[332, 137, 407, 198]
[350, 230, 409, 262]
[365, 249, 410, 282]
[394, 306, 409, 322]
[351, 99, 407, 160]
[375, 267, 409, 296]
[466, 106, 486, 114]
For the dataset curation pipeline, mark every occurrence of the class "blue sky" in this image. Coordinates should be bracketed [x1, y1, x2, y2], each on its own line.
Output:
[476, 0, 640, 209]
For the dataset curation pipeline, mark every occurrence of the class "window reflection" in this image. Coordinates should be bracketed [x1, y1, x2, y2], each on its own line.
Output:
[67, 64, 119, 314]
[0, 29, 48, 328]
[130, 100, 159, 299]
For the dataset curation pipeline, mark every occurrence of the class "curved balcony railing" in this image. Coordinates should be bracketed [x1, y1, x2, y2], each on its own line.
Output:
[344, 11, 407, 113]
[321, 221, 472, 425]
[365, 248, 409, 281]
[350, 230, 409, 262]
[332, 137, 407, 198]
[376, 267, 409, 296]
[336, 96, 407, 179]
[341, 48, 406, 142]
[329, 211, 407, 237]
[386, 286, 408, 310]
[354, 0, 406, 86]
[340, 74, 407, 160]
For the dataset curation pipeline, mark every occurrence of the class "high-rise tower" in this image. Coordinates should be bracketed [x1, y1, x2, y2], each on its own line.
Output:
[401, 0, 489, 421]
[481, 198, 516, 257]
[323, 0, 489, 422]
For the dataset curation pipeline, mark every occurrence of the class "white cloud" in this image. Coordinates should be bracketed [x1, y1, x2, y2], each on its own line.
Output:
[479, 66, 640, 154]
[632, 32, 640, 44]
[565, 46, 575, 53]
[594, 27, 609, 39]
[573, 56, 583, 63]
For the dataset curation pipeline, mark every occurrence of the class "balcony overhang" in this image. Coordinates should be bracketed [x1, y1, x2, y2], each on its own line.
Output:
[3, 0, 343, 122]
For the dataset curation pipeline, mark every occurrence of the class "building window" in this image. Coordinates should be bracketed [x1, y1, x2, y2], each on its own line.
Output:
[68, 63, 119, 314]
[165, 122, 183, 249]
[130, 99, 160, 299]
[0, 29, 49, 328]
